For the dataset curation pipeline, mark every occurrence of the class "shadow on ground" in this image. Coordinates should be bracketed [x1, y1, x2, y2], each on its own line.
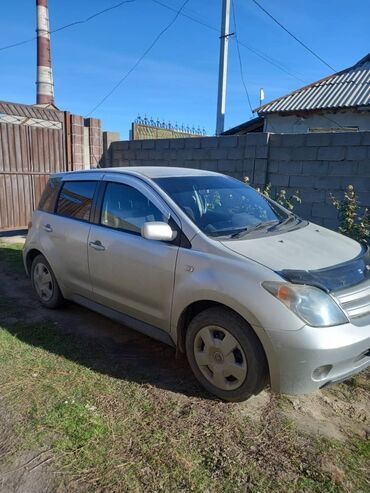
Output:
[1, 243, 370, 445]
[0, 245, 210, 401]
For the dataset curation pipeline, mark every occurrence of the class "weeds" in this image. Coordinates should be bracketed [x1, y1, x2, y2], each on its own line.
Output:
[330, 185, 369, 245]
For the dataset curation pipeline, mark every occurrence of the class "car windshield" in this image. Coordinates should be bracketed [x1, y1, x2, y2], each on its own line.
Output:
[154, 175, 292, 238]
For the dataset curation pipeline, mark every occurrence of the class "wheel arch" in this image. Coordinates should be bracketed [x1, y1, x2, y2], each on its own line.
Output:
[176, 300, 273, 390]
[25, 248, 44, 276]
[176, 300, 269, 361]
[25, 249, 67, 297]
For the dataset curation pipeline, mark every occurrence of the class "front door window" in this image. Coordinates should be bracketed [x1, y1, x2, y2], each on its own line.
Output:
[100, 182, 167, 234]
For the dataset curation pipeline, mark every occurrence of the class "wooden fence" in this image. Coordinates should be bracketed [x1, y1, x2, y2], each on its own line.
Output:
[0, 101, 102, 232]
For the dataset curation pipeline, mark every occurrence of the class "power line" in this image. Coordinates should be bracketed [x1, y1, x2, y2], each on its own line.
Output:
[51, 0, 137, 33]
[152, 0, 219, 32]
[231, 0, 253, 114]
[85, 0, 191, 116]
[151, 0, 306, 83]
[250, 0, 336, 72]
[238, 41, 306, 84]
[0, 0, 306, 85]
[0, 0, 137, 52]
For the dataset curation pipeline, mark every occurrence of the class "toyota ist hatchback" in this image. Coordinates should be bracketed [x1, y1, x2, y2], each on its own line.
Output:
[23, 167, 370, 401]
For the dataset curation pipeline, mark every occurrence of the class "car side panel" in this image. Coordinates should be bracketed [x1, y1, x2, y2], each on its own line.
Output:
[87, 225, 178, 331]
[37, 211, 93, 298]
[170, 238, 305, 340]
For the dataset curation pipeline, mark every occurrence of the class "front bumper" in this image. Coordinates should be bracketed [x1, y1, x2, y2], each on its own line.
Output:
[263, 315, 370, 395]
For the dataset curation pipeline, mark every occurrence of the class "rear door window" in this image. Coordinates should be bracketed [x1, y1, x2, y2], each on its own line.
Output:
[37, 177, 62, 213]
[56, 181, 97, 222]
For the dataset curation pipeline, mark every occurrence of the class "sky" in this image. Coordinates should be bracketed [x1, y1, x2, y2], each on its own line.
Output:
[0, 0, 369, 139]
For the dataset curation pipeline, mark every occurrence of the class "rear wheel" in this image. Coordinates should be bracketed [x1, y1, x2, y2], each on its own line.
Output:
[31, 254, 64, 309]
[186, 307, 268, 402]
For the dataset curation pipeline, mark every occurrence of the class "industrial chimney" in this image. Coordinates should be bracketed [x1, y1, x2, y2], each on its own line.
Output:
[36, 0, 54, 105]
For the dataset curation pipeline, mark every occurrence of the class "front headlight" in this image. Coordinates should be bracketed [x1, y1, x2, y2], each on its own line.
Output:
[262, 281, 348, 327]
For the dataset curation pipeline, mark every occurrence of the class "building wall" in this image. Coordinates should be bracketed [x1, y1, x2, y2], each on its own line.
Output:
[85, 118, 103, 168]
[68, 114, 103, 170]
[264, 110, 370, 133]
[70, 114, 85, 170]
[102, 131, 121, 167]
[109, 131, 370, 229]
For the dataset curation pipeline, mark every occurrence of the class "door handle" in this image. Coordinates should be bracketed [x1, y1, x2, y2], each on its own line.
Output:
[43, 224, 53, 232]
[89, 240, 106, 251]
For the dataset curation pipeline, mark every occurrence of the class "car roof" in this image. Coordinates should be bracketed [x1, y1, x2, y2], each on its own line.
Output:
[56, 166, 221, 179]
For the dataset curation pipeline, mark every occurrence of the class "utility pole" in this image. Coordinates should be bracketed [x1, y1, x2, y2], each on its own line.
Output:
[36, 0, 54, 105]
[216, 0, 231, 135]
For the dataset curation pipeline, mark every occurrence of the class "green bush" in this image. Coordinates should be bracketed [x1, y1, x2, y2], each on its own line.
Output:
[260, 182, 301, 211]
[246, 176, 368, 245]
[330, 185, 369, 245]
[244, 176, 301, 211]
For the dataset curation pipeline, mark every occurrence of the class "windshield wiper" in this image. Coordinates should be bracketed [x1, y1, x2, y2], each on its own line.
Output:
[267, 215, 297, 232]
[230, 220, 279, 239]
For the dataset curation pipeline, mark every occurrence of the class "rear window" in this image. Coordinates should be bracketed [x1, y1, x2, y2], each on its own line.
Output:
[37, 177, 62, 213]
[56, 181, 97, 222]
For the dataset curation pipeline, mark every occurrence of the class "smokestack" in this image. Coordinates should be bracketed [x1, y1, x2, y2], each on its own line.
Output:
[36, 0, 54, 105]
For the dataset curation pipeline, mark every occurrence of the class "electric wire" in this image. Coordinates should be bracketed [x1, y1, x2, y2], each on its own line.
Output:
[152, 0, 306, 83]
[0, 0, 307, 85]
[250, 0, 336, 72]
[0, 0, 136, 52]
[231, 0, 253, 114]
[85, 0, 191, 116]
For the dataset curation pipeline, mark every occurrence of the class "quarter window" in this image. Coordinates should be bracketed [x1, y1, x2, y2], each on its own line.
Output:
[38, 176, 61, 213]
[56, 181, 97, 221]
[101, 182, 166, 233]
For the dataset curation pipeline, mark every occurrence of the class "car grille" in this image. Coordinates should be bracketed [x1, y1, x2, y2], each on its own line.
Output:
[334, 278, 370, 319]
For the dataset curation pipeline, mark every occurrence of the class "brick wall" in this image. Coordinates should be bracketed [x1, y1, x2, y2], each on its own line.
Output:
[85, 118, 103, 168]
[70, 114, 85, 170]
[68, 115, 104, 170]
[108, 131, 370, 228]
[267, 132, 370, 229]
[110, 133, 270, 188]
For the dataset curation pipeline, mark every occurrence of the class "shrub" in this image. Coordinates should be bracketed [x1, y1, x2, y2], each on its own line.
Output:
[245, 176, 369, 244]
[244, 177, 301, 211]
[260, 182, 301, 211]
[330, 185, 369, 245]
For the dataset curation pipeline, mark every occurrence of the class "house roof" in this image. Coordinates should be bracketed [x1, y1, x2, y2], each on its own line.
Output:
[222, 116, 264, 135]
[255, 53, 370, 115]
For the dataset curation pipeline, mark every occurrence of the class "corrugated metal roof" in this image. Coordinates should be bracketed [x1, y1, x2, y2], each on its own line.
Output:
[222, 116, 264, 135]
[256, 54, 370, 114]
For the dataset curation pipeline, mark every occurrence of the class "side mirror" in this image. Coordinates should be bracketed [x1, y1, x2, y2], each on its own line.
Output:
[141, 221, 177, 242]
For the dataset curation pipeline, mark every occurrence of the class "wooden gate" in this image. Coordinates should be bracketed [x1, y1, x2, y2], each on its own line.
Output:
[0, 101, 67, 231]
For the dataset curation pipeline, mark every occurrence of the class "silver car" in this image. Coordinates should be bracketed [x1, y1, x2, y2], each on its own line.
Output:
[23, 167, 370, 402]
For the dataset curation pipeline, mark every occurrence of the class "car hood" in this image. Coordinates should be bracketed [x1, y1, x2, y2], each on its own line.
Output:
[221, 222, 362, 271]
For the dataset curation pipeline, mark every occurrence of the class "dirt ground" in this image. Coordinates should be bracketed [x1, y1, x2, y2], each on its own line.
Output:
[0, 236, 369, 492]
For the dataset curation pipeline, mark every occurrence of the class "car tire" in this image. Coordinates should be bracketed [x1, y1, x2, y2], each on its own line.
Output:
[31, 254, 64, 309]
[186, 307, 268, 402]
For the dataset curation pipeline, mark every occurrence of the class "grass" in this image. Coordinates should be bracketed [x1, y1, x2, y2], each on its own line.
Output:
[0, 240, 24, 273]
[0, 242, 369, 492]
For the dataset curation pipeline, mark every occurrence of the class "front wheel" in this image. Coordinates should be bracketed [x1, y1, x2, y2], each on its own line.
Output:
[186, 307, 268, 402]
[31, 254, 64, 309]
